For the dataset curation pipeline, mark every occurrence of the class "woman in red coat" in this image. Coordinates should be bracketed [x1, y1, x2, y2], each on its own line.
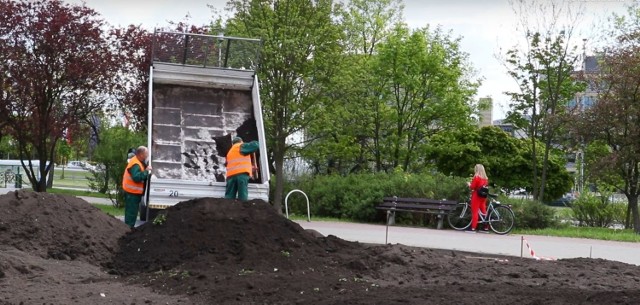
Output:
[468, 164, 489, 233]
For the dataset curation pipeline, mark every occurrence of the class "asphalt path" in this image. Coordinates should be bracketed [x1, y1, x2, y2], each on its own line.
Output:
[296, 220, 640, 266]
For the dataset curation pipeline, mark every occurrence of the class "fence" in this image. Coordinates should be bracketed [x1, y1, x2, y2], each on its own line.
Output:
[152, 31, 262, 70]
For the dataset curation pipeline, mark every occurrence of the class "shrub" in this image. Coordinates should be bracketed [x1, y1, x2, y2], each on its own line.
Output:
[89, 126, 145, 207]
[285, 171, 468, 224]
[571, 193, 626, 228]
[501, 197, 557, 230]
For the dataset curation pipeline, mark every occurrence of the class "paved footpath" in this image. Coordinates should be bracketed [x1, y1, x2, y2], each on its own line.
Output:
[296, 220, 640, 266]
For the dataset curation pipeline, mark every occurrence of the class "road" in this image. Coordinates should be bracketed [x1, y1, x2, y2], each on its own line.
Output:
[295, 220, 640, 266]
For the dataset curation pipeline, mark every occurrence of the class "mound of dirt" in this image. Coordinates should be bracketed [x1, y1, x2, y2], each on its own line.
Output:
[0, 190, 129, 265]
[0, 245, 192, 305]
[111, 198, 361, 273]
[110, 198, 371, 303]
[108, 197, 640, 304]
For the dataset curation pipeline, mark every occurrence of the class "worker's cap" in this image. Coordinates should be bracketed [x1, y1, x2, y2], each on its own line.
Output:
[232, 136, 243, 144]
[127, 152, 135, 159]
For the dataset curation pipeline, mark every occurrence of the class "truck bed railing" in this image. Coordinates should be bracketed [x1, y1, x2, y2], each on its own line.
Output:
[151, 31, 262, 71]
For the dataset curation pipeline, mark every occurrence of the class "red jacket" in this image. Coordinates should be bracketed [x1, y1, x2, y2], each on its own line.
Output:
[470, 175, 488, 202]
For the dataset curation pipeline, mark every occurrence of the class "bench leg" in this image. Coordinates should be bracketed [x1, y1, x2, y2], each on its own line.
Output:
[387, 211, 396, 225]
[437, 215, 444, 230]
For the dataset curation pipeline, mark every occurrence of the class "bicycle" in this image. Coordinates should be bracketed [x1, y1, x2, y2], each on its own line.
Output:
[4, 170, 15, 183]
[447, 193, 515, 235]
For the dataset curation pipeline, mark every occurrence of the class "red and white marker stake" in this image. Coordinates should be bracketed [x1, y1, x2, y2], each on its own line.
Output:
[521, 236, 556, 261]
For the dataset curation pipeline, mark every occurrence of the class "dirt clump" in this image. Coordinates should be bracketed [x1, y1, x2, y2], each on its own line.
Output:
[0, 190, 128, 264]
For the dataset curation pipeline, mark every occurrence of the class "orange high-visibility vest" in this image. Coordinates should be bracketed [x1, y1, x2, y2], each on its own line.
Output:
[122, 157, 146, 195]
[226, 143, 252, 178]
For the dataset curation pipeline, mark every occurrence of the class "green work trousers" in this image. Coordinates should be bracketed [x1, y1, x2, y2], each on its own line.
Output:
[124, 192, 142, 228]
[225, 173, 250, 201]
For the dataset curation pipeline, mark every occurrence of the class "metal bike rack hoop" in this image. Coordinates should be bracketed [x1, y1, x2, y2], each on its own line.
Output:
[284, 189, 310, 222]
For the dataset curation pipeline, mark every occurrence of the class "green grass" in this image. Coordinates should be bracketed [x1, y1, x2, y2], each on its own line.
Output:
[47, 187, 110, 198]
[288, 214, 352, 223]
[52, 169, 92, 188]
[514, 227, 640, 242]
[92, 204, 124, 217]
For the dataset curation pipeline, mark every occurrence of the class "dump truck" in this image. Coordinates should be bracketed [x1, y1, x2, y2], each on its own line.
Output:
[140, 31, 269, 220]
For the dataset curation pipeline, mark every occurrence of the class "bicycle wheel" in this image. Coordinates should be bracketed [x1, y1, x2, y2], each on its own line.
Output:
[489, 205, 515, 235]
[447, 203, 472, 230]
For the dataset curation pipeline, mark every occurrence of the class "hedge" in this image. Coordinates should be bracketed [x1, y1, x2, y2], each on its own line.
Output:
[283, 172, 468, 224]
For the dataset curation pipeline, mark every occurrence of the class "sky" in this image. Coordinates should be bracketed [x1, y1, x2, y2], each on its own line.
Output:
[68, 0, 636, 120]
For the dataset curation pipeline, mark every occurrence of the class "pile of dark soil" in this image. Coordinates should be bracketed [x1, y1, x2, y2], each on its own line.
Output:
[110, 198, 373, 303]
[0, 245, 191, 305]
[2, 190, 640, 304]
[0, 190, 128, 264]
[110, 198, 640, 304]
[0, 190, 189, 304]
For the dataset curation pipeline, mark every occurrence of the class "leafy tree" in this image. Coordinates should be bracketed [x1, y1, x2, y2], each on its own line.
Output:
[55, 141, 72, 179]
[501, 0, 586, 201]
[374, 24, 478, 172]
[304, 21, 478, 175]
[90, 126, 145, 205]
[0, 135, 18, 159]
[108, 22, 210, 131]
[572, 4, 640, 232]
[302, 0, 403, 175]
[107, 25, 153, 131]
[427, 126, 571, 200]
[0, 0, 124, 192]
[340, 0, 403, 56]
[225, 0, 344, 212]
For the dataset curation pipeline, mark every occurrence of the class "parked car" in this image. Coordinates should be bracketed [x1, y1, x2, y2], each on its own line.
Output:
[65, 161, 95, 171]
[546, 194, 575, 207]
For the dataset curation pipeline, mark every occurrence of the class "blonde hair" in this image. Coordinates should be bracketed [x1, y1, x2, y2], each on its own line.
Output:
[474, 164, 488, 179]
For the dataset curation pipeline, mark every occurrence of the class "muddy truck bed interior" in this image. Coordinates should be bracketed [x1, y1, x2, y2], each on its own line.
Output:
[143, 32, 269, 216]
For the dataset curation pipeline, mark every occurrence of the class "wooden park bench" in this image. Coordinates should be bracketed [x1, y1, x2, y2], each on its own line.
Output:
[376, 196, 458, 230]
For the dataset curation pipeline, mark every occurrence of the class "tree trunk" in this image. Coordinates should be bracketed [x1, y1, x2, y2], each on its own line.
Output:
[393, 121, 403, 169]
[629, 195, 640, 233]
[625, 202, 632, 229]
[539, 133, 553, 201]
[101, 164, 110, 194]
[272, 139, 286, 215]
[46, 167, 54, 189]
[373, 100, 382, 172]
[35, 176, 47, 192]
[530, 134, 539, 200]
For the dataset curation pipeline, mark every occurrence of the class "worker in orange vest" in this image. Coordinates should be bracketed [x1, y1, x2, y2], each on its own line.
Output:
[122, 146, 152, 228]
[225, 136, 259, 201]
